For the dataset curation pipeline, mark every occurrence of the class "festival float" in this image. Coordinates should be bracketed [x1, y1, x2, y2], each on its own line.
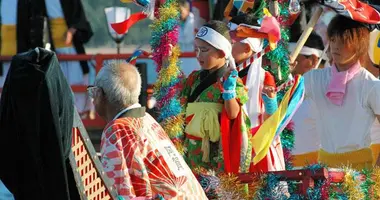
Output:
[63, 0, 380, 199]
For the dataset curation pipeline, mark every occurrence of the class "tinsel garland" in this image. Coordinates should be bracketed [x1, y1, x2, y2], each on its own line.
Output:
[149, 0, 185, 152]
[372, 167, 380, 198]
[198, 164, 380, 199]
[361, 169, 375, 200]
[293, 165, 380, 200]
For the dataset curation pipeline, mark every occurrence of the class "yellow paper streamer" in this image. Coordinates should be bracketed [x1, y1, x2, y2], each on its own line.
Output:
[263, 8, 272, 17]
[251, 85, 293, 164]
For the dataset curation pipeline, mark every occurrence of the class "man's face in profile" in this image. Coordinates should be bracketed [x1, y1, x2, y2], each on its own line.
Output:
[88, 86, 106, 119]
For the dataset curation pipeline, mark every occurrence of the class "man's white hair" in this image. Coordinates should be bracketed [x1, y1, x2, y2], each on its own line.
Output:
[94, 60, 141, 109]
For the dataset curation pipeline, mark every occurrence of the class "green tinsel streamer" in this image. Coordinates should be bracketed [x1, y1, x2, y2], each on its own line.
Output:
[251, 0, 267, 18]
[361, 168, 375, 200]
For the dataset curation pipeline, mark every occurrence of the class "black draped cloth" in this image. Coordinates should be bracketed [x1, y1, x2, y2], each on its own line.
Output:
[0, 48, 80, 200]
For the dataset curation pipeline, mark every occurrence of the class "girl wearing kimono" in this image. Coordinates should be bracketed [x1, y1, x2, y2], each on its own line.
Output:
[181, 20, 252, 173]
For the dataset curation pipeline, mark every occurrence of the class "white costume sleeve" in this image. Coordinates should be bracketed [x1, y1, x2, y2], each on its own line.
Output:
[303, 71, 314, 100]
[371, 120, 380, 144]
[368, 82, 380, 116]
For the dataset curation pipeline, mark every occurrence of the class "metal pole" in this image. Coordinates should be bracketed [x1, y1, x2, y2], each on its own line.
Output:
[117, 42, 120, 54]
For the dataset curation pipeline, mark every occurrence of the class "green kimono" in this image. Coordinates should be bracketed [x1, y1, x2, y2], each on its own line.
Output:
[180, 67, 251, 172]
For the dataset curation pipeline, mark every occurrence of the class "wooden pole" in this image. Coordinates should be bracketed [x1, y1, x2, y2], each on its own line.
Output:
[269, 0, 280, 17]
[290, 6, 323, 63]
[315, 42, 329, 69]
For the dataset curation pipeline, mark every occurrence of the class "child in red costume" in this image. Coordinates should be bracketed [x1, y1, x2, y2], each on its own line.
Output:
[229, 13, 285, 172]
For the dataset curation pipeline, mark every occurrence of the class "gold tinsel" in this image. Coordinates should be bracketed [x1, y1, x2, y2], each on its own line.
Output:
[150, 5, 179, 31]
[372, 167, 380, 198]
[158, 4, 179, 23]
[192, 167, 210, 175]
[155, 46, 182, 87]
[153, 46, 181, 91]
[160, 115, 184, 138]
[246, 175, 265, 199]
[217, 173, 248, 200]
[342, 168, 365, 200]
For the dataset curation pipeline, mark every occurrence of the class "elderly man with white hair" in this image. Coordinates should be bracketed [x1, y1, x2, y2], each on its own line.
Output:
[89, 60, 207, 200]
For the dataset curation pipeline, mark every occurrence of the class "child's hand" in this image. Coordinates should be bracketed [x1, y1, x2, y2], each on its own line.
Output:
[222, 67, 232, 80]
[289, 61, 298, 72]
[65, 28, 76, 45]
[222, 69, 238, 100]
[262, 91, 278, 115]
[262, 86, 276, 98]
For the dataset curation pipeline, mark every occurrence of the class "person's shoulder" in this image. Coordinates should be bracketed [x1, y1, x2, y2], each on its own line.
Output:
[358, 68, 380, 88]
[143, 113, 171, 139]
[188, 12, 195, 20]
[103, 119, 135, 137]
[305, 67, 330, 78]
[187, 70, 201, 81]
[352, 68, 380, 96]
[144, 113, 166, 129]
[144, 112, 159, 123]
[360, 67, 378, 80]
[189, 70, 200, 76]
[309, 67, 330, 75]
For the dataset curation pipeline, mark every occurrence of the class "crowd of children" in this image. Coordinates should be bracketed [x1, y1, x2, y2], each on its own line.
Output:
[179, 11, 380, 176]
[2, 2, 380, 199]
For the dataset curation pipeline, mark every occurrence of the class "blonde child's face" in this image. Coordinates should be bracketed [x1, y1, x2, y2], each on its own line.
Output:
[330, 38, 357, 66]
[195, 38, 226, 70]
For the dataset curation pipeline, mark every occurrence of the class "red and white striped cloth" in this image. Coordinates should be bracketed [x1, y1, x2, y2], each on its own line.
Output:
[276, 78, 295, 92]
[236, 46, 272, 72]
[234, 45, 296, 92]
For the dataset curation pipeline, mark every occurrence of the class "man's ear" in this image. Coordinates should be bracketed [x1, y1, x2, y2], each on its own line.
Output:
[310, 54, 319, 68]
[97, 88, 105, 100]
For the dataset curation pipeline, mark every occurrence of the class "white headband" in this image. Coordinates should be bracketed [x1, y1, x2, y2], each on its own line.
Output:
[196, 26, 236, 69]
[241, 38, 263, 53]
[228, 22, 263, 52]
[288, 42, 326, 60]
[228, 22, 261, 31]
